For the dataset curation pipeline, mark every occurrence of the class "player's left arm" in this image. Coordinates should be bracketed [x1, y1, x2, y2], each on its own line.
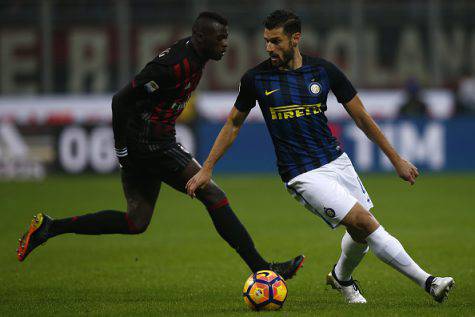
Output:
[186, 107, 249, 197]
[343, 95, 419, 185]
[186, 71, 257, 196]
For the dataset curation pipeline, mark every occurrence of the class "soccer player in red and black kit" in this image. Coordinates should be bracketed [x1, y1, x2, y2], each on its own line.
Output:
[17, 12, 304, 279]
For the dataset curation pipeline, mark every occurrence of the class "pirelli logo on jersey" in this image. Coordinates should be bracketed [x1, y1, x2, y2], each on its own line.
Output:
[269, 103, 323, 120]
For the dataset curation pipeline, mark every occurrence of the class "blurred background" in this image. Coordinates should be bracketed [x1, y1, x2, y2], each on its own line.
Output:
[2, 3, 473, 315]
[1, 0, 475, 178]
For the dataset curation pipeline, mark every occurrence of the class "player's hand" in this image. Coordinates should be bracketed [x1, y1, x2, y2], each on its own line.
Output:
[186, 168, 212, 198]
[115, 147, 129, 169]
[394, 158, 419, 185]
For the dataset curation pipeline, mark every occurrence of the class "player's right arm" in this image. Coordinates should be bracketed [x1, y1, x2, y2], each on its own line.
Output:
[111, 83, 140, 168]
[186, 107, 249, 197]
[112, 62, 171, 167]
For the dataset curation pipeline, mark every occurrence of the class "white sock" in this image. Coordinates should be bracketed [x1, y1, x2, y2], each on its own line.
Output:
[366, 226, 430, 288]
[334, 231, 368, 281]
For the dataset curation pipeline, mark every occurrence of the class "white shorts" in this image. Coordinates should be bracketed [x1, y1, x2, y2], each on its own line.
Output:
[285, 153, 373, 229]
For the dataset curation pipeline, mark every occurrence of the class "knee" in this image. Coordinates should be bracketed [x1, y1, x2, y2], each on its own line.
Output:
[342, 204, 379, 238]
[345, 229, 367, 245]
[196, 182, 226, 207]
[126, 202, 153, 234]
[353, 211, 375, 231]
[131, 219, 150, 234]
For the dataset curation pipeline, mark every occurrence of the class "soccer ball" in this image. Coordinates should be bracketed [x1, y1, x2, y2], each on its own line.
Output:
[242, 270, 288, 311]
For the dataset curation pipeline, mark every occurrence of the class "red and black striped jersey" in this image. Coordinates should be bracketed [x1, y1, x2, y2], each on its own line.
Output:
[127, 37, 205, 151]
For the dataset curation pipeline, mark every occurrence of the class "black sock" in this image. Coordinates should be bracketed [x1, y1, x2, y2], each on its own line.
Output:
[425, 275, 436, 293]
[206, 198, 269, 272]
[48, 210, 136, 237]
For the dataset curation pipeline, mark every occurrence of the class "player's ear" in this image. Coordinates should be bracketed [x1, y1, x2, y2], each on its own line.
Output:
[291, 32, 301, 46]
[192, 28, 205, 45]
[195, 31, 204, 44]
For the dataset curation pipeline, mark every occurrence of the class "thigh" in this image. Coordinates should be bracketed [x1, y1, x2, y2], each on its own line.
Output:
[163, 157, 225, 202]
[337, 153, 374, 211]
[161, 153, 200, 194]
[156, 143, 226, 205]
[158, 143, 194, 178]
[286, 168, 358, 229]
[158, 143, 203, 192]
[121, 162, 161, 218]
[341, 203, 380, 240]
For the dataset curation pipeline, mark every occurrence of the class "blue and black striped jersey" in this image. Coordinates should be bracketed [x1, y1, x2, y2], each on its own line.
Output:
[234, 55, 357, 182]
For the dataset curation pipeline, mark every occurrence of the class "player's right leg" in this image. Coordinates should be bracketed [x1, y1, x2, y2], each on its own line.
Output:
[325, 230, 368, 303]
[286, 166, 369, 302]
[17, 160, 161, 262]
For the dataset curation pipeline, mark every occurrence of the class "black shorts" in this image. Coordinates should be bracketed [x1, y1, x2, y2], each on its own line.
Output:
[123, 142, 193, 181]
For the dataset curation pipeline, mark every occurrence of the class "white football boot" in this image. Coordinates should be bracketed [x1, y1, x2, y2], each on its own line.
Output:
[326, 268, 367, 304]
[428, 277, 455, 303]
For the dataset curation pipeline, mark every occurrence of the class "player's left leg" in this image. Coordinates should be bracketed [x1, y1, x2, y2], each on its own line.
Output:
[17, 155, 162, 261]
[286, 160, 369, 302]
[162, 149, 304, 279]
[286, 153, 453, 302]
[334, 154, 454, 303]
[341, 203, 454, 303]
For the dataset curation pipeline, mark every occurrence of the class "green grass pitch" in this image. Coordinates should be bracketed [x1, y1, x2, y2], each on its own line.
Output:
[0, 173, 474, 316]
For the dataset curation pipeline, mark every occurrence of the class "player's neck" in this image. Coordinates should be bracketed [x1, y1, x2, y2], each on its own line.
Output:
[280, 50, 303, 71]
[190, 38, 209, 63]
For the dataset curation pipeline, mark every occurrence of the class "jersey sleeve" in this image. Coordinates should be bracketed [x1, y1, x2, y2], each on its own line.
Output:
[325, 61, 357, 104]
[234, 71, 257, 112]
[132, 62, 172, 94]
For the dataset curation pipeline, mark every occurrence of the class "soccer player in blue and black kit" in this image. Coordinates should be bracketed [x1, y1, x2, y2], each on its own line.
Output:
[17, 12, 304, 280]
[187, 10, 454, 303]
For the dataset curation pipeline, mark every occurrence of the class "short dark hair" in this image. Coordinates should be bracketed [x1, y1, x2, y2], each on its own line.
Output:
[263, 10, 301, 35]
[193, 11, 228, 34]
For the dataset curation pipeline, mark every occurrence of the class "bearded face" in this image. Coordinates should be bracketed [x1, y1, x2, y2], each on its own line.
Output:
[264, 27, 299, 68]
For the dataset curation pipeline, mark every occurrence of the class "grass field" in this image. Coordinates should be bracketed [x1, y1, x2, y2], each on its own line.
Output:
[0, 173, 474, 316]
